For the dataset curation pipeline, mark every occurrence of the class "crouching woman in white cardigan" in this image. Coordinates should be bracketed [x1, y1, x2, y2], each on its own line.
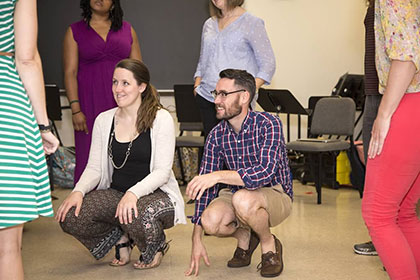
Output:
[56, 59, 186, 269]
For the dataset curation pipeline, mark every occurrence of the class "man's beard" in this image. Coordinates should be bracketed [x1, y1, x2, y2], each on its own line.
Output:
[216, 96, 242, 120]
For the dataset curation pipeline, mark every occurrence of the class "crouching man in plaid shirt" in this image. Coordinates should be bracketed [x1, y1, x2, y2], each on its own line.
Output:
[185, 69, 293, 278]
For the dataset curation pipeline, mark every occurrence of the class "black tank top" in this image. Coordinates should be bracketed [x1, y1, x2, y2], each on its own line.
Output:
[109, 121, 151, 193]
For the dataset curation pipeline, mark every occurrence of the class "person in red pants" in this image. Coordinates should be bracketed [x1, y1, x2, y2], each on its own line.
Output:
[361, 0, 420, 279]
[353, 0, 381, 257]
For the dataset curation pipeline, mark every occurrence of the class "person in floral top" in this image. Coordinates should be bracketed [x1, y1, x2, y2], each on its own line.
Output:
[362, 0, 420, 279]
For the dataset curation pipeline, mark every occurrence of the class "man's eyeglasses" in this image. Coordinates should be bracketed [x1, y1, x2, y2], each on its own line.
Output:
[211, 89, 246, 99]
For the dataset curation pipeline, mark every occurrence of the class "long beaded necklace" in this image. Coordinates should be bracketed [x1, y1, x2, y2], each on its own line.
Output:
[108, 119, 137, 170]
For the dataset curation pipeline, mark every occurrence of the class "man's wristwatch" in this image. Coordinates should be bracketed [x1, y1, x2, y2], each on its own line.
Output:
[38, 124, 53, 133]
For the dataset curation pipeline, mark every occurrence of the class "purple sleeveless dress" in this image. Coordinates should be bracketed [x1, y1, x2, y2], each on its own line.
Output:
[71, 20, 133, 184]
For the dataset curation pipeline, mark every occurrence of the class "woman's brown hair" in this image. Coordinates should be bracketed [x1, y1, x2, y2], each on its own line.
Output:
[209, 0, 244, 18]
[115, 59, 162, 133]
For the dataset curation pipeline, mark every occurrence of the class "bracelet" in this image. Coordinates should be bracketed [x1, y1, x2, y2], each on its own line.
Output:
[69, 99, 79, 105]
[72, 110, 81, 115]
[38, 124, 53, 133]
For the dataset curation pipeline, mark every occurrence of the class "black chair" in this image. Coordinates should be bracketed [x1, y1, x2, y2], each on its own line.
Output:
[173, 84, 205, 185]
[286, 97, 356, 204]
[45, 84, 62, 198]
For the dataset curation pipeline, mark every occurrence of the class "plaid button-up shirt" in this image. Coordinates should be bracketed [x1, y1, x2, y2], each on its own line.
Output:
[191, 111, 293, 225]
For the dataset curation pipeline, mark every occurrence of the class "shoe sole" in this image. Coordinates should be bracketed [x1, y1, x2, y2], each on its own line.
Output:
[227, 263, 250, 268]
[261, 270, 283, 278]
[261, 265, 283, 278]
[133, 260, 162, 270]
[353, 249, 378, 256]
[109, 261, 130, 267]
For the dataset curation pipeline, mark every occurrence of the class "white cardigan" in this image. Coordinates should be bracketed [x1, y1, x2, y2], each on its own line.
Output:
[73, 107, 186, 225]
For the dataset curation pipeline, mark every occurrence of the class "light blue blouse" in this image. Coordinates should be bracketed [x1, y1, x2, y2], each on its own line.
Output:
[194, 12, 276, 104]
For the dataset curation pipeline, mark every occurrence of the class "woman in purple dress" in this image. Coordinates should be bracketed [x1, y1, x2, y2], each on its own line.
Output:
[63, 0, 142, 184]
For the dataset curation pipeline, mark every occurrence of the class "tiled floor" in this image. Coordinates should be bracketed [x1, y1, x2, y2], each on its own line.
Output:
[22, 181, 389, 280]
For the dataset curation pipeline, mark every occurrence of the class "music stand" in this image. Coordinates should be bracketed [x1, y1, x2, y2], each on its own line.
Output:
[332, 73, 365, 110]
[257, 89, 308, 142]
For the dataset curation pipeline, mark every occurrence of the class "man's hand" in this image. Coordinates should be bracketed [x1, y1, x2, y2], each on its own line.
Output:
[185, 226, 210, 276]
[186, 173, 219, 200]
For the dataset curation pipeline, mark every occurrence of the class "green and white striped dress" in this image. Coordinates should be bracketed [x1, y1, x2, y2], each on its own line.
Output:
[0, 0, 53, 229]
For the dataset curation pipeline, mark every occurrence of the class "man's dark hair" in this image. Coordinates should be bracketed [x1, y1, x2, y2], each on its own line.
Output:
[80, 0, 124, 31]
[219, 69, 256, 104]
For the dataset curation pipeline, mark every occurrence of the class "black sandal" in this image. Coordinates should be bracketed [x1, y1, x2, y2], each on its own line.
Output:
[134, 240, 171, 270]
[109, 240, 133, 267]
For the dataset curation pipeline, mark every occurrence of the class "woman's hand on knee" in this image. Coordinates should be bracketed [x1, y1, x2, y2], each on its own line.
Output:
[55, 191, 84, 222]
[115, 191, 138, 225]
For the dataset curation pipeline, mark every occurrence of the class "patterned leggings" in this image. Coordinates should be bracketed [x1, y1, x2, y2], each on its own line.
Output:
[60, 188, 174, 264]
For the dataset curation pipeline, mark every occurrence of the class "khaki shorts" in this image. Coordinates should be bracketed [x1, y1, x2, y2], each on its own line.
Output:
[209, 184, 292, 228]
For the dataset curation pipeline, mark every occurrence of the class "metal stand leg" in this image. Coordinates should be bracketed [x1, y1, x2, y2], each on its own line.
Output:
[316, 153, 323, 204]
[46, 155, 58, 200]
[51, 120, 62, 145]
[177, 147, 186, 185]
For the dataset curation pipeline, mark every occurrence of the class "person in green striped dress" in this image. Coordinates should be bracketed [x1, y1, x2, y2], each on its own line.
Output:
[0, 0, 59, 279]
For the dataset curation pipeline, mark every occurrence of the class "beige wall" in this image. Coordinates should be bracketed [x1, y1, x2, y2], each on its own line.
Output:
[245, 0, 367, 140]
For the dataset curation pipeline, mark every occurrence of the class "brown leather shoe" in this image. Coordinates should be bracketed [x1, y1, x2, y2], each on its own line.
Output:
[227, 230, 260, 268]
[257, 235, 283, 277]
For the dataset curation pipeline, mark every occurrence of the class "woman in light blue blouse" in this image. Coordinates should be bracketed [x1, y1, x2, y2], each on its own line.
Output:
[193, 0, 276, 137]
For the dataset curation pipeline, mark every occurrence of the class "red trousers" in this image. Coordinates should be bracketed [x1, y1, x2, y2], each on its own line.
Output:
[362, 92, 420, 280]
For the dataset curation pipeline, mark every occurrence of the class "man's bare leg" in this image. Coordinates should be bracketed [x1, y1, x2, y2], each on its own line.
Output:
[201, 199, 237, 237]
[232, 189, 275, 253]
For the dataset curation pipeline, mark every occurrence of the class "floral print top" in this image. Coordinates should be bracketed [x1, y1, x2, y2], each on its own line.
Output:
[375, 0, 420, 93]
